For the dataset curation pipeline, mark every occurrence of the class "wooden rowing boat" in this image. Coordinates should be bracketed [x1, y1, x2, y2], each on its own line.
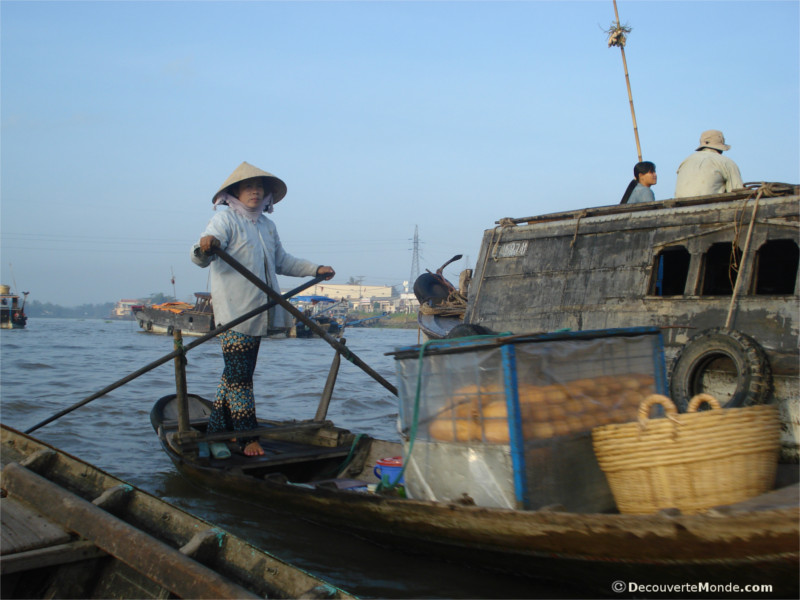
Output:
[0, 423, 355, 600]
[151, 393, 799, 598]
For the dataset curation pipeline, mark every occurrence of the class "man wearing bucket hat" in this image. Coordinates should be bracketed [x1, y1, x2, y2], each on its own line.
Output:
[674, 129, 744, 198]
[191, 162, 335, 457]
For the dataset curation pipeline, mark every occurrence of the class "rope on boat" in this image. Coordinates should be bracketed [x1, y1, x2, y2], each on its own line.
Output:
[743, 181, 799, 197]
[490, 218, 517, 262]
[337, 433, 365, 474]
[462, 219, 513, 330]
[725, 185, 765, 329]
[570, 210, 588, 249]
[418, 290, 467, 317]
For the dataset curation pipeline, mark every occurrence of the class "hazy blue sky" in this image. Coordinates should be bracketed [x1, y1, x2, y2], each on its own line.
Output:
[2, 0, 798, 306]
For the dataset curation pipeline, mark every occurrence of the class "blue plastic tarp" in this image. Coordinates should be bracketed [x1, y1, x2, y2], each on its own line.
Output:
[291, 295, 337, 303]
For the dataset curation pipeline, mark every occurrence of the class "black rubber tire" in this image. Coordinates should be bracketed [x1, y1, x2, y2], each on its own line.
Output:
[669, 328, 772, 411]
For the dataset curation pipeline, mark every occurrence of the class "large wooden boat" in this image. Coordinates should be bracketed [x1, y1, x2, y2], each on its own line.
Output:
[0, 284, 28, 329]
[133, 292, 214, 337]
[151, 391, 799, 598]
[0, 424, 354, 600]
[422, 184, 800, 461]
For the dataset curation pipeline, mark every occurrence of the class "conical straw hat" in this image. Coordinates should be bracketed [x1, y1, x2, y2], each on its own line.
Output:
[212, 162, 288, 207]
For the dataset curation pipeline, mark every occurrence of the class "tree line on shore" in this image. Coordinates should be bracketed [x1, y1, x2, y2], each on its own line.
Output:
[24, 293, 176, 319]
[26, 300, 117, 319]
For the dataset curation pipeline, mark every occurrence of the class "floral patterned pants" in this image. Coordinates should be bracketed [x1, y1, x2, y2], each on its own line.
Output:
[208, 330, 262, 448]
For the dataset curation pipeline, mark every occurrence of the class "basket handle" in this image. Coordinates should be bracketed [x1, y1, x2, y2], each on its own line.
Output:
[687, 393, 721, 413]
[637, 394, 678, 429]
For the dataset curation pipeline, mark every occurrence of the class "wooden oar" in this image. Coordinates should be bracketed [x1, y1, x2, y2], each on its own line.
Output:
[210, 246, 399, 396]
[24, 275, 326, 434]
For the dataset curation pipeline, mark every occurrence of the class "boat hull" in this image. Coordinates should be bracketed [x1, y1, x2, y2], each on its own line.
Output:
[0, 424, 353, 599]
[153, 395, 800, 597]
[0, 295, 27, 329]
[133, 306, 214, 337]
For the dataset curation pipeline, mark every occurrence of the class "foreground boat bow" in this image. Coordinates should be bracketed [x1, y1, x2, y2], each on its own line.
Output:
[0, 424, 355, 599]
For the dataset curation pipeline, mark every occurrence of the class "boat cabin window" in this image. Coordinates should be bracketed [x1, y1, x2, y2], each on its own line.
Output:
[650, 247, 690, 296]
[753, 239, 799, 295]
[700, 242, 742, 296]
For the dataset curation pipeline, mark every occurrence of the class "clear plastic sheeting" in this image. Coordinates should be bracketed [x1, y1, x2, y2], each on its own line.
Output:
[404, 442, 517, 509]
[394, 328, 667, 511]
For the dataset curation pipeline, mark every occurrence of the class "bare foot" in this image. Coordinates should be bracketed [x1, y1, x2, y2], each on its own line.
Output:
[243, 441, 265, 456]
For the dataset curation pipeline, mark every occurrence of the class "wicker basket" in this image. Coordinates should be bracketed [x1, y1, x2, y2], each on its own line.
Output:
[591, 393, 781, 515]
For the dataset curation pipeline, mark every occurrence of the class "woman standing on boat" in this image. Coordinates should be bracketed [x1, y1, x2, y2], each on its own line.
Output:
[620, 161, 657, 204]
[191, 162, 335, 457]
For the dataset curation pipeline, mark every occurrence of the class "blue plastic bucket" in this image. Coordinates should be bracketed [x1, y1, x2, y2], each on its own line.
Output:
[374, 456, 404, 485]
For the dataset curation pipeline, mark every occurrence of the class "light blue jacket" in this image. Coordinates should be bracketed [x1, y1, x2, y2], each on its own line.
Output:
[191, 210, 319, 335]
[627, 183, 656, 204]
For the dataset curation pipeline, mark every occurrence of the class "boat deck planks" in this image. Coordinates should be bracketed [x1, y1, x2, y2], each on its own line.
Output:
[1, 494, 72, 555]
[167, 430, 353, 472]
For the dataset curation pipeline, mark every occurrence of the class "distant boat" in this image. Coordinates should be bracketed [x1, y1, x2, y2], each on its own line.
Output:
[288, 295, 344, 338]
[109, 298, 139, 320]
[344, 312, 389, 328]
[132, 292, 214, 337]
[0, 284, 28, 329]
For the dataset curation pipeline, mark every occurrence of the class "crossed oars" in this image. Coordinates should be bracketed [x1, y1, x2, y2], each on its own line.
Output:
[25, 246, 397, 434]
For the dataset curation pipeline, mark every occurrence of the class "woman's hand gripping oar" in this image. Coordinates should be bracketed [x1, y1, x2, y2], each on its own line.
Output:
[23, 274, 326, 434]
[209, 246, 399, 397]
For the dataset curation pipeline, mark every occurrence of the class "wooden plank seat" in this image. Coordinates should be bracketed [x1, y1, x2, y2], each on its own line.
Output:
[1, 540, 106, 575]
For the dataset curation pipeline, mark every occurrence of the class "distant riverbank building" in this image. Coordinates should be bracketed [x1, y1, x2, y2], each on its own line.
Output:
[304, 283, 419, 314]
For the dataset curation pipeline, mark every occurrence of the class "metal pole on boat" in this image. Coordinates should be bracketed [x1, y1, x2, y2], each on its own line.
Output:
[210, 246, 399, 397]
[23, 276, 326, 434]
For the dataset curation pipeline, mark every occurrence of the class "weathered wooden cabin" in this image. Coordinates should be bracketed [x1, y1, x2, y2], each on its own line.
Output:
[462, 184, 799, 459]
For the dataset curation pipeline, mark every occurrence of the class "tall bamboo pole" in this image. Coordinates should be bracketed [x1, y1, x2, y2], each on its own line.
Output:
[610, 0, 642, 162]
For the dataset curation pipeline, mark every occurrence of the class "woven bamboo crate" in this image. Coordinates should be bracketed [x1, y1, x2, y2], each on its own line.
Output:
[591, 394, 781, 514]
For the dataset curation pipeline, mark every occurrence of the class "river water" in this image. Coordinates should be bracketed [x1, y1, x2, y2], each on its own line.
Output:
[1, 319, 579, 599]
